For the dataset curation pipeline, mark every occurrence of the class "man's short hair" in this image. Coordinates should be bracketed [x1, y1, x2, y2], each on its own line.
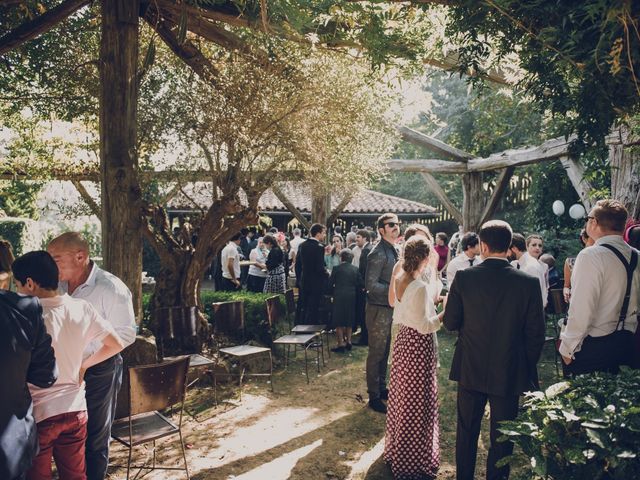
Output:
[510, 233, 526, 251]
[460, 232, 479, 251]
[340, 249, 354, 263]
[48, 231, 90, 253]
[240, 228, 249, 236]
[12, 251, 59, 291]
[310, 223, 326, 237]
[592, 199, 628, 232]
[435, 232, 448, 243]
[539, 253, 556, 268]
[356, 229, 371, 241]
[345, 232, 356, 245]
[377, 213, 398, 229]
[525, 234, 543, 247]
[479, 220, 513, 253]
[293, 228, 301, 236]
[230, 232, 242, 242]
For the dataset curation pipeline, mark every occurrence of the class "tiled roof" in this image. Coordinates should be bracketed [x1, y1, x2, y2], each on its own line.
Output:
[167, 182, 437, 216]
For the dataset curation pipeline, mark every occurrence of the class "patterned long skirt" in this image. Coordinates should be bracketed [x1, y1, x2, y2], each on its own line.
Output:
[263, 265, 286, 294]
[384, 325, 440, 479]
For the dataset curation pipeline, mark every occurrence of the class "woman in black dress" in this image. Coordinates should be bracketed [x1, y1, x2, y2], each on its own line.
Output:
[263, 235, 286, 294]
[329, 249, 363, 352]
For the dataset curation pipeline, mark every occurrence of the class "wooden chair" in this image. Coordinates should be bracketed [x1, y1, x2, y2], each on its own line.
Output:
[545, 289, 568, 376]
[284, 288, 296, 327]
[111, 357, 190, 480]
[211, 300, 273, 402]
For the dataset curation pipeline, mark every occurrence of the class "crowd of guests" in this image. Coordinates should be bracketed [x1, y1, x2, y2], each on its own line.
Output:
[2, 198, 638, 480]
[1, 232, 136, 480]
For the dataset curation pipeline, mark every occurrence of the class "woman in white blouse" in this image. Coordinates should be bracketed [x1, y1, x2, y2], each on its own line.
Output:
[383, 236, 444, 479]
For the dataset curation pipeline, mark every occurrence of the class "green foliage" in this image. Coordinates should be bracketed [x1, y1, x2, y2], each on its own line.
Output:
[499, 368, 640, 479]
[142, 290, 288, 346]
[0, 217, 41, 256]
[447, 1, 640, 151]
[0, 181, 42, 219]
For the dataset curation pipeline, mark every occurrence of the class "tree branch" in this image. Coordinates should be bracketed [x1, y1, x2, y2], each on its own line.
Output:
[0, 0, 90, 56]
[327, 192, 354, 226]
[272, 184, 312, 230]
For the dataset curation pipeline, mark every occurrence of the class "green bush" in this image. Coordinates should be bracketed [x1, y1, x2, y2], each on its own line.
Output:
[0, 217, 41, 255]
[141, 290, 289, 346]
[499, 368, 640, 479]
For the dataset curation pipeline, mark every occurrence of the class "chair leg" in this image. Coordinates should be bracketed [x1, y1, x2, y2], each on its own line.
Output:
[126, 445, 132, 480]
[239, 366, 246, 402]
[213, 372, 218, 407]
[152, 439, 156, 469]
[315, 342, 321, 373]
[179, 430, 190, 480]
[304, 345, 310, 384]
[325, 331, 331, 358]
[268, 351, 274, 392]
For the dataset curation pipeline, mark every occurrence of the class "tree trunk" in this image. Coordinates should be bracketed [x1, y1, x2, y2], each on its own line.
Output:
[462, 172, 484, 231]
[99, 0, 143, 321]
[311, 186, 330, 226]
[609, 126, 640, 219]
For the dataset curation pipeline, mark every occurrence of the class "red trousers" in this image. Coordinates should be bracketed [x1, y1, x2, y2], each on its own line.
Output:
[27, 411, 88, 480]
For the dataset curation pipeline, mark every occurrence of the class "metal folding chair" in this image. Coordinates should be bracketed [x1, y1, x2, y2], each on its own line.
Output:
[111, 357, 190, 480]
[211, 300, 273, 403]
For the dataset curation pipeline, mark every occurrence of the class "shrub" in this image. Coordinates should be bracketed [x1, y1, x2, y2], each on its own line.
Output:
[499, 368, 640, 479]
[0, 217, 41, 255]
[141, 290, 289, 346]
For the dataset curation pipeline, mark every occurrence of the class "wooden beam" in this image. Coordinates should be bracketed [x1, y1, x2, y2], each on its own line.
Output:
[71, 180, 101, 217]
[327, 193, 354, 226]
[467, 136, 574, 172]
[479, 166, 514, 225]
[272, 185, 311, 230]
[462, 172, 483, 232]
[387, 158, 468, 174]
[419, 172, 463, 224]
[423, 55, 511, 86]
[397, 126, 473, 161]
[0, 0, 90, 56]
[143, 5, 220, 85]
[559, 157, 594, 211]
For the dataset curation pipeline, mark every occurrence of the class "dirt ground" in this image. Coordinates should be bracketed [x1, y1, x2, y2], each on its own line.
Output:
[106, 331, 559, 479]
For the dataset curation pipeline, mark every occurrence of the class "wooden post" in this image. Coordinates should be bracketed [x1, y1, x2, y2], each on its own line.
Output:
[462, 172, 483, 231]
[99, 0, 142, 322]
[609, 126, 640, 219]
[311, 186, 330, 227]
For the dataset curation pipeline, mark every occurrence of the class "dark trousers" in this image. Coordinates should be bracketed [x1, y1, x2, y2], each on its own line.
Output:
[301, 287, 323, 324]
[221, 277, 240, 292]
[354, 289, 368, 344]
[456, 385, 519, 480]
[85, 354, 123, 480]
[246, 275, 266, 293]
[365, 303, 393, 399]
[563, 331, 634, 377]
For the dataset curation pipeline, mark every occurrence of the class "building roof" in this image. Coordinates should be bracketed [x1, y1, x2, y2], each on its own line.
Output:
[167, 182, 437, 217]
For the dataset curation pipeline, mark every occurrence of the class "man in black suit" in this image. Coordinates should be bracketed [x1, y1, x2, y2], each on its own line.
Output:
[1, 290, 57, 480]
[354, 229, 372, 345]
[443, 220, 545, 480]
[297, 223, 328, 324]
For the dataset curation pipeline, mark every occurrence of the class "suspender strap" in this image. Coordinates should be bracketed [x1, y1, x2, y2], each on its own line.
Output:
[601, 244, 638, 330]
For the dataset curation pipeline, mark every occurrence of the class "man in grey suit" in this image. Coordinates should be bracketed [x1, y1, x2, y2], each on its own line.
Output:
[444, 220, 545, 480]
[365, 213, 399, 413]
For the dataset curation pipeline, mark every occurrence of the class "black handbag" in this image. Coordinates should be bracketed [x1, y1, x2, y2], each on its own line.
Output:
[564, 244, 638, 376]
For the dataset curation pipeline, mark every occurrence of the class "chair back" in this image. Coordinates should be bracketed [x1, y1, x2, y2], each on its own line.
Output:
[284, 289, 296, 316]
[128, 356, 190, 416]
[265, 295, 285, 326]
[155, 306, 201, 358]
[549, 289, 567, 315]
[212, 300, 245, 339]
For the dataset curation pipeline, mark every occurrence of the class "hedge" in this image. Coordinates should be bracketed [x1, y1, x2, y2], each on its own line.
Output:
[499, 368, 640, 479]
[142, 290, 290, 346]
[0, 217, 41, 256]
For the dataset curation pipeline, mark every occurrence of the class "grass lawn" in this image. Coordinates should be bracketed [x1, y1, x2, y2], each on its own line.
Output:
[107, 328, 560, 479]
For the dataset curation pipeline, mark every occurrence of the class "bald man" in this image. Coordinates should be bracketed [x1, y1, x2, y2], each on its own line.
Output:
[48, 232, 136, 480]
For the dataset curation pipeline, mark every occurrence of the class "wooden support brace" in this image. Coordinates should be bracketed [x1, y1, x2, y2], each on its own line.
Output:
[397, 126, 473, 161]
[479, 166, 515, 226]
[559, 157, 594, 211]
[272, 185, 311, 230]
[326, 193, 354, 227]
[419, 173, 463, 225]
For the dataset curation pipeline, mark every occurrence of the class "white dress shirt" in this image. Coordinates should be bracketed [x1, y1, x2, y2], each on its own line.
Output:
[29, 294, 116, 422]
[511, 252, 548, 308]
[290, 236, 304, 256]
[446, 252, 482, 286]
[559, 235, 639, 358]
[61, 262, 136, 358]
[248, 247, 268, 278]
[351, 245, 362, 266]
